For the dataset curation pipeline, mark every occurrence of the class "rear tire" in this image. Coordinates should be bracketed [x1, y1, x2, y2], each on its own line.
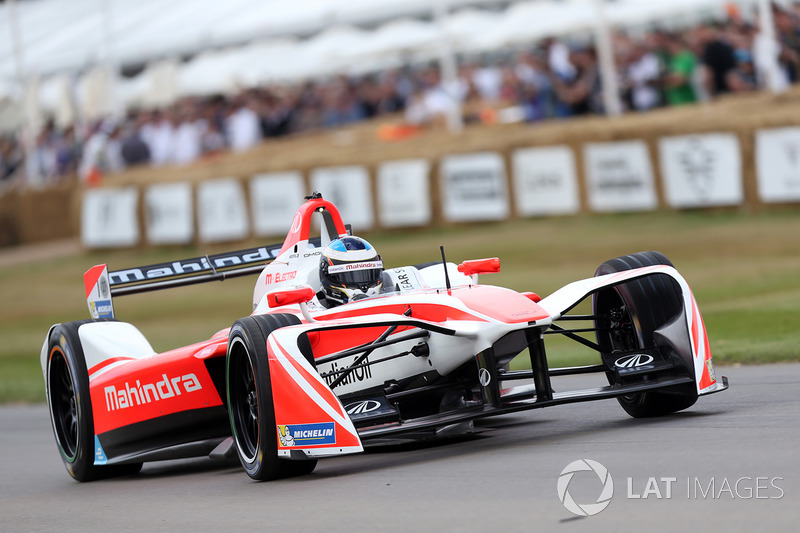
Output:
[592, 252, 698, 418]
[46, 321, 142, 481]
[226, 314, 318, 481]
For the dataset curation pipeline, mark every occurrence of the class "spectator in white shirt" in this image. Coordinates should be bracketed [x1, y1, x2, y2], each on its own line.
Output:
[144, 110, 177, 166]
[626, 42, 662, 111]
[226, 95, 262, 153]
[472, 59, 504, 103]
[173, 103, 205, 165]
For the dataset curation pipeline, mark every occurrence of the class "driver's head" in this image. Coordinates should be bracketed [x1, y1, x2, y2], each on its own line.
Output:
[319, 236, 383, 307]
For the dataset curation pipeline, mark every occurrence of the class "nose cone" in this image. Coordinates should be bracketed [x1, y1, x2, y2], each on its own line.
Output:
[452, 285, 550, 323]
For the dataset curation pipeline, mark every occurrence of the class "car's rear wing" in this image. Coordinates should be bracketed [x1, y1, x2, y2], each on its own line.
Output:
[108, 243, 285, 296]
[83, 232, 346, 319]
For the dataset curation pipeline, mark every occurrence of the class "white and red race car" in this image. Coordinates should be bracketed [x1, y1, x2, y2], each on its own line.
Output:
[42, 193, 727, 481]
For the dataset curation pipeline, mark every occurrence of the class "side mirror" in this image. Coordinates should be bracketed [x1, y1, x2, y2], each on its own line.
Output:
[267, 285, 315, 308]
[457, 258, 501, 277]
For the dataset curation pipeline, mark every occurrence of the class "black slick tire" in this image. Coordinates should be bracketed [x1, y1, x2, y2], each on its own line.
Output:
[592, 252, 698, 418]
[46, 321, 143, 481]
[226, 313, 318, 481]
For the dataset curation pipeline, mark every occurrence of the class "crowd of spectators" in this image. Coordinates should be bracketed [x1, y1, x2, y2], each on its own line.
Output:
[2, 2, 800, 190]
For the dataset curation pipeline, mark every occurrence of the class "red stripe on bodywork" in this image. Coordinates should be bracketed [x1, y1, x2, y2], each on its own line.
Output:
[273, 340, 345, 419]
[306, 325, 412, 359]
[319, 302, 483, 324]
[693, 296, 716, 389]
[268, 341, 359, 449]
[318, 286, 548, 325]
[88, 357, 133, 376]
[84, 264, 106, 298]
[607, 265, 660, 286]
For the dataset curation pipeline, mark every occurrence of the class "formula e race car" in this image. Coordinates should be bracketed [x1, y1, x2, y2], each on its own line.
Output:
[42, 193, 727, 481]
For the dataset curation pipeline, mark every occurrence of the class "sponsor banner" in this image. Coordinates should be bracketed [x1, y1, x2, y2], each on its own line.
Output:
[81, 187, 140, 248]
[584, 141, 657, 212]
[250, 171, 305, 236]
[277, 422, 336, 447]
[377, 159, 431, 227]
[103, 373, 203, 412]
[144, 182, 193, 245]
[107, 245, 279, 285]
[106, 235, 333, 287]
[196, 178, 249, 243]
[659, 133, 743, 207]
[512, 145, 580, 216]
[90, 299, 114, 319]
[328, 261, 383, 274]
[311, 166, 373, 231]
[440, 151, 510, 221]
[755, 127, 800, 203]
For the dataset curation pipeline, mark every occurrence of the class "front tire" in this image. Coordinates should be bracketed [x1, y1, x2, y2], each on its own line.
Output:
[593, 252, 698, 418]
[46, 321, 142, 481]
[226, 314, 317, 481]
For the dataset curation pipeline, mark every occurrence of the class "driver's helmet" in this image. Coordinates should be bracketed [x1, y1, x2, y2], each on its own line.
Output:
[319, 236, 383, 307]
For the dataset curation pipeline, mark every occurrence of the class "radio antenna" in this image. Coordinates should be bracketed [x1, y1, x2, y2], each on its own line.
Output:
[440, 246, 451, 291]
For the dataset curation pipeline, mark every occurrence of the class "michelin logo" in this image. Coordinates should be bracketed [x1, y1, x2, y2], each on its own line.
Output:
[277, 423, 336, 447]
[277, 425, 295, 447]
[90, 299, 114, 319]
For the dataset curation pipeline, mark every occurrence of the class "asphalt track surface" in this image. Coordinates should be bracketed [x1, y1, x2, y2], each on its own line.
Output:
[1, 363, 797, 533]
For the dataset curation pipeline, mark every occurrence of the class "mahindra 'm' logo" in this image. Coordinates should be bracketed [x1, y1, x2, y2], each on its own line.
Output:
[614, 354, 654, 369]
[345, 400, 381, 415]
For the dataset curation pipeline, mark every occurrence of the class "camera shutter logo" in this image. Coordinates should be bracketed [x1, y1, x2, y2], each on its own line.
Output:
[557, 459, 614, 516]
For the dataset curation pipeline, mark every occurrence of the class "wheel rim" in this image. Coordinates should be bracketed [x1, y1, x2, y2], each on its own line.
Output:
[609, 306, 636, 352]
[49, 347, 78, 461]
[230, 340, 259, 462]
[596, 289, 641, 405]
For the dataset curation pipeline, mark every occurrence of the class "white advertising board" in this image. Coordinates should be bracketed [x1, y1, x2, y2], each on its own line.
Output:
[196, 178, 249, 243]
[250, 172, 305, 236]
[659, 133, 743, 207]
[512, 146, 579, 216]
[584, 141, 657, 212]
[310, 166, 374, 231]
[81, 187, 139, 248]
[377, 159, 431, 227]
[439, 152, 509, 221]
[144, 182, 193, 245]
[755, 127, 800, 203]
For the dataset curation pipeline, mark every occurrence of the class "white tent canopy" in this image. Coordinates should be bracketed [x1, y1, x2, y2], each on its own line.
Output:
[468, 0, 596, 52]
[0, 0, 766, 126]
[0, 0, 512, 80]
[2, 0, 752, 81]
